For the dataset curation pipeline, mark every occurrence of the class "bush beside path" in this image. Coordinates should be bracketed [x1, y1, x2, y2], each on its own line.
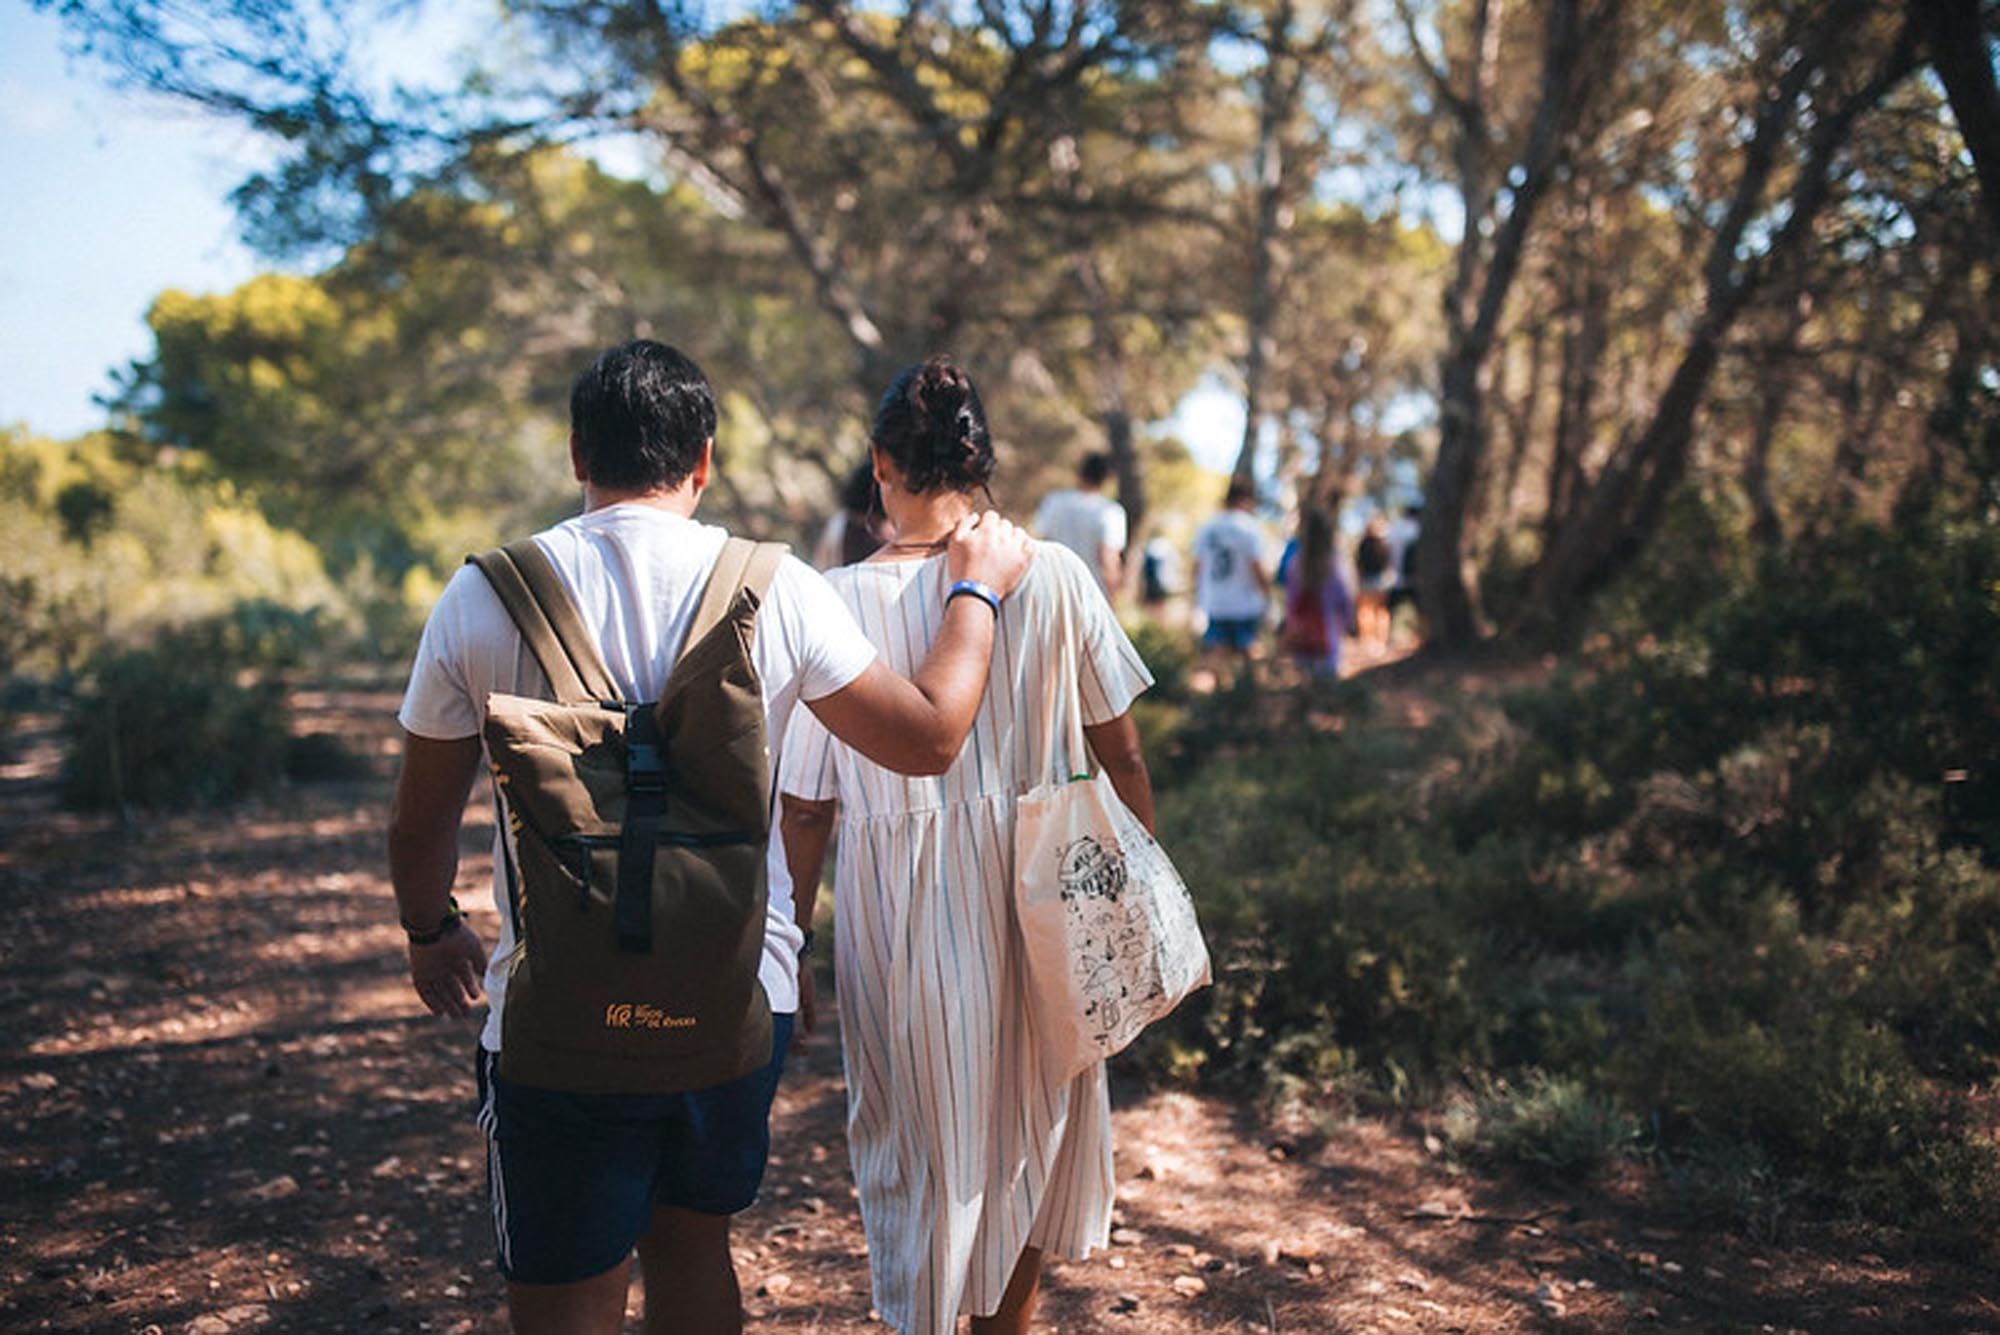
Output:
[2, 675, 1996, 1333]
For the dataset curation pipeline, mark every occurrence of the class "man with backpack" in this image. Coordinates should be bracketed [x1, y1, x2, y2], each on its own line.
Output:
[387, 339, 1033, 1335]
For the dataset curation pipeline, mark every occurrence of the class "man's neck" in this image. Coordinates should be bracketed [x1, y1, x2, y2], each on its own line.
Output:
[582, 482, 700, 518]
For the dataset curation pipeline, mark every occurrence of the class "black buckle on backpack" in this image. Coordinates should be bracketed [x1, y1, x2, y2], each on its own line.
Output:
[628, 740, 666, 794]
[616, 708, 669, 953]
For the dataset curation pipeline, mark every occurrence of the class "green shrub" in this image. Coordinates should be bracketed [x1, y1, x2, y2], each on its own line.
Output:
[1444, 1072, 1641, 1180]
[1126, 618, 1194, 703]
[60, 625, 293, 810]
[284, 730, 373, 783]
[1127, 467, 2000, 1244]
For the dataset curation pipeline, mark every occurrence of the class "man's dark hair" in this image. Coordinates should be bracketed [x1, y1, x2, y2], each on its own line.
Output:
[569, 340, 718, 493]
[1225, 476, 1257, 509]
[1078, 452, 1113, 487]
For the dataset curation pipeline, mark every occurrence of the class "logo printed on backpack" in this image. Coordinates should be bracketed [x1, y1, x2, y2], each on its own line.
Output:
[604, 1003, 698, 1031]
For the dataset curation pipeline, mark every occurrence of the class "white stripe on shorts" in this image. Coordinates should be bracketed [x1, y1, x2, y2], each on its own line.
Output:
[479, 1050, 513, 1274]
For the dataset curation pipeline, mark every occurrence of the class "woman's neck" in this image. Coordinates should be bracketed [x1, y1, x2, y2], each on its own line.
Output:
[880, 489, 975, 549]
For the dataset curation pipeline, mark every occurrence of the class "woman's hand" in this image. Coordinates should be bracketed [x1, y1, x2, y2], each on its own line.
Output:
[946, 510, 1033, 597]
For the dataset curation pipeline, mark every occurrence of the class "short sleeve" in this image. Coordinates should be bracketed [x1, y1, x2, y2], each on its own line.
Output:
[778, 704, 842, 801]
[1100, 501, 1128, 553]
[766, 558, 879, 702]
[1067, 557, 1154, 726]
[397, 566, 486, 740]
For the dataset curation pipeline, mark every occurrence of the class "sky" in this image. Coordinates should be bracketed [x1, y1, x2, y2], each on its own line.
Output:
[0, 5, 272, 440]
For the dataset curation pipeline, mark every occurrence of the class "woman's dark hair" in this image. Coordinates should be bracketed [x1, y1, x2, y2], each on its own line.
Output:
[870, 354, 996, 495]
[838, 456, 879, 516]
[837, 456, 886, 564]
[1299, 506, 1335, 590]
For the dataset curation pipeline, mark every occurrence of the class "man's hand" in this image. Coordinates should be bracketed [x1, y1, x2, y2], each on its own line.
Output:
[793, 966, 818, 1053]
[409, 920, 488, 1019]
[946, 510, 1033, 597]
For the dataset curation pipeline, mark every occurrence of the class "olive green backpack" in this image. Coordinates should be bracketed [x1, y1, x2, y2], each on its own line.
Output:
[469, 536, 786, 1095]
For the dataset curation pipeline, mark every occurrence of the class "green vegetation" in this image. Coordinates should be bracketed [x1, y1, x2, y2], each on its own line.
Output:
[10, 0, 1997, 1253]
[1136, 465, 2000, 1246]
[1, 427, 370, 808]
[0, 427, 355, 678]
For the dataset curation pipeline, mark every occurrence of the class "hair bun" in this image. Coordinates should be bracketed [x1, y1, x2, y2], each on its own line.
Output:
[870, 353, 995, 495]
[910, 355, 974, 460]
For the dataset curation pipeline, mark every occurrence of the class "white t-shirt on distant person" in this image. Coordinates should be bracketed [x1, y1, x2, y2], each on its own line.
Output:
[1193, 509, 1268, 621]
[1032, 489, 1127, 593]
[397, 503, 879, 1055]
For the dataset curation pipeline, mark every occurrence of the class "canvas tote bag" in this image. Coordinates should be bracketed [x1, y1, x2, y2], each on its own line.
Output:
[1014, 593, 1210, 1081]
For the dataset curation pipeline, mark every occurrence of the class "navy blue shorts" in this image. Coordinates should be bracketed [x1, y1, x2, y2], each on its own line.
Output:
[1203, 616, 1261, 652]
[475, 1013, 794, 1285]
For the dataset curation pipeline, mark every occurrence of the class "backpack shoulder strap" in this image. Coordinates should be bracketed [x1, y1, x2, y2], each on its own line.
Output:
[677, 538, 788, 664]
[467, 540, 622, 704]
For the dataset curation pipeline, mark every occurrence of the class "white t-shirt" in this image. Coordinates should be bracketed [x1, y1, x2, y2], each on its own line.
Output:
[397, 503, 879, 1054]
[1193, 510, 1268, 620]
[1032, 489, 1127, 591]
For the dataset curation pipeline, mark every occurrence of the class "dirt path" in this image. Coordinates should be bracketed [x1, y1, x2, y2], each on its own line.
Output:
[3, 675, 1996, 1333]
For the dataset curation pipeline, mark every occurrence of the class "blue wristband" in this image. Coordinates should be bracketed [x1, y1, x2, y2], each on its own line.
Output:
[946, 579, 1002, 616]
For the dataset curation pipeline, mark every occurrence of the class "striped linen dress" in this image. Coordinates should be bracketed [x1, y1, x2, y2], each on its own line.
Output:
[780, 542, 1153, 1334]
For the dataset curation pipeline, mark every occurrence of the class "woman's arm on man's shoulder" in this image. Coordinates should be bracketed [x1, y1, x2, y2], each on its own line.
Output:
[806, 512, 1031, 775]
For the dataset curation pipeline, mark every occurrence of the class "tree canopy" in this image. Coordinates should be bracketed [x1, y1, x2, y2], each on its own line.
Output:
[29, 0, 1999, 648]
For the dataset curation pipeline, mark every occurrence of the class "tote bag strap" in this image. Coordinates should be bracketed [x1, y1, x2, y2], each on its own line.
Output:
[1034, 587, 1091, 785]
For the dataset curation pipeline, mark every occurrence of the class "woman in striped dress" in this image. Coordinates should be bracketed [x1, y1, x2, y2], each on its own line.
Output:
[779, 355, 1158, 1335]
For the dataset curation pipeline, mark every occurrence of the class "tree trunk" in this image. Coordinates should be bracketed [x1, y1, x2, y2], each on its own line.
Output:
[1074, 254, 1147, 538]
[1544, 252, 1609, 544]
[1501, 316, 1548, 530]
[1745, 294, 1811, 546]
[1523, 5, 1917, 632]
[1233, 1, 1300, 483]
[1418, 343, 1490, 646]
[1413, 0, 1585, 649]
[1913, 0, 2000, 240]
[1313, 398, 1366, 511]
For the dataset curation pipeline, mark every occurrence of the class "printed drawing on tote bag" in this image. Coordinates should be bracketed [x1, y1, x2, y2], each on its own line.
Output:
[1014, 585, 1209, 1076]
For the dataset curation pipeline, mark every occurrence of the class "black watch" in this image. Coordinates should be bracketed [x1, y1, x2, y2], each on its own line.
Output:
[403, 896, 463, 946]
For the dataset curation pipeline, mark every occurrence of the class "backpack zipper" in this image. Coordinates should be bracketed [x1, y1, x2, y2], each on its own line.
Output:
[551, 830, 760, 851]
[549, 830, 760, 911]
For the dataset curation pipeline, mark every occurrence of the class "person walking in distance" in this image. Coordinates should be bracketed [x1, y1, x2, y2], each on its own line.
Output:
[1032, 450, 1128, 599]
[386, 339, 1031, 1335]
[1353, 512, 1394, 651]
[1192, 476, 1271, 682]
[779, 355, 1158, 1335]
[1279, 505, 1355, 679]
